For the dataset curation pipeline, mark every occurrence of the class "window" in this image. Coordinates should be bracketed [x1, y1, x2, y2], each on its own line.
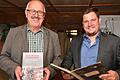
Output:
[66, 30, 77, 41]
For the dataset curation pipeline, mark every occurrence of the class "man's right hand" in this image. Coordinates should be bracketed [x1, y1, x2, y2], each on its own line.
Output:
[15, 66, 22, 80]
[61, 71, 74, 80]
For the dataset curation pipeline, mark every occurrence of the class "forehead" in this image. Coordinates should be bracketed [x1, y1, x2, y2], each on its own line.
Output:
[83, 12, 98, 20]
[27, 1, 45, 11]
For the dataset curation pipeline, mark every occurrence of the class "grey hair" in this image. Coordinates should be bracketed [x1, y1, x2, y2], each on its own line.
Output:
[25, 0, 46, 12]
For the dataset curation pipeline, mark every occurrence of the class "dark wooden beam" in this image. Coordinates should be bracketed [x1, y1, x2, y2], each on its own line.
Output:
[3, 0, 24, 11]
[89, 0, 94, 8]
[45, 0, 59, 13]
[46, 3, 120, 7]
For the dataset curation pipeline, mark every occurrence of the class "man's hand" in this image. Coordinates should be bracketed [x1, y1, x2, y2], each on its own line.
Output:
[15, 66, 22, 80]
[99, 70, 119, 80]
[61, 71, 74, 80]
[43, 67, 50, 80]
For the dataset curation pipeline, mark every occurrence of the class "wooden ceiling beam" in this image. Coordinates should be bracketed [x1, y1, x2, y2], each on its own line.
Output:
[46, 3, 120, 7]
[3, 0, 24, 11]
[45, 0, 59, 13]
[88, 0, 94, 8]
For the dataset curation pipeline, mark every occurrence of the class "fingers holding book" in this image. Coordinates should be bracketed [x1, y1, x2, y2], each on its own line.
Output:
[61, 71, 74, 80]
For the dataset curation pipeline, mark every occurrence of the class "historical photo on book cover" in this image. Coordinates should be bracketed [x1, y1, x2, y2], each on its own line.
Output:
[22, 52, 43, 80]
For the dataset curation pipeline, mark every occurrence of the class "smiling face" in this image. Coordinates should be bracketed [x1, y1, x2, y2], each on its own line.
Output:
[25, 0, 45, 28]
[82, 12, 100, 36]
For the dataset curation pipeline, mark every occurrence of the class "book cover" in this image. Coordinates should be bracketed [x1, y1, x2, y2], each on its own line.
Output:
[50, 64, 85, 80]
[22, 52, 43, 80]
[51, 62, 107, 80]
[73, 62, 107, 80]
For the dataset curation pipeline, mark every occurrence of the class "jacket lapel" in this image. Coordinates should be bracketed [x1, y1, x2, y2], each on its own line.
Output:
[21, 25, 29, 52]
[76, 36, 83, 68]
[97, 33, 107, 62]
[43, 28, 49, 65]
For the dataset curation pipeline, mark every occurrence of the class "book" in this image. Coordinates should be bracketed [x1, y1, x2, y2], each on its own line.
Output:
[22, 52, 43, 80]
[51, 62, 107, 80]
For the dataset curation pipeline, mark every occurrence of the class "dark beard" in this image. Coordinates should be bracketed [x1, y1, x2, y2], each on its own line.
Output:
[86, 32, 97, 37]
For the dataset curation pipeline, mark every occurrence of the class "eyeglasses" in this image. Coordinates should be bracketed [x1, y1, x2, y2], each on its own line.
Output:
[26, 9, 45, 16]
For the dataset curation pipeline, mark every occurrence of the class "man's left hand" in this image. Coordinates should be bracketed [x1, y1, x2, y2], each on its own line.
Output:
[99, 70, 119, 80]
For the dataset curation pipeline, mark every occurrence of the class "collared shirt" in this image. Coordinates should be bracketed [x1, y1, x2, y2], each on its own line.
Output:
[80, 33, 100, 67]
[27, 26, 44, 52]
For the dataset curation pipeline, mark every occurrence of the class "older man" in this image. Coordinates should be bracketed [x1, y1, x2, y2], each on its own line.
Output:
[0, 0, 62, 80]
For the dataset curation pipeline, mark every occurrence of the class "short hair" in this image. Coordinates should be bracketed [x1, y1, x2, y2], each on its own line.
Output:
[83, 7, 99, 18]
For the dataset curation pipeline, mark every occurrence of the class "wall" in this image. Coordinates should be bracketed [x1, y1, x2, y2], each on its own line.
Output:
[0, 13, 26, 26]
[100, 15, 120, 37]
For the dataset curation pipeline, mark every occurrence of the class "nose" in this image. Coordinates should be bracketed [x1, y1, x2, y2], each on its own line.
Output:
[88, 21, 92, 26]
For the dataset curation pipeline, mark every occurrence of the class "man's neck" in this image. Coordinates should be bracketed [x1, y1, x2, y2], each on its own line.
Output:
[28, 25, 41, 33]
[31, 27, 40, 33]
[88, 32, 99, 45]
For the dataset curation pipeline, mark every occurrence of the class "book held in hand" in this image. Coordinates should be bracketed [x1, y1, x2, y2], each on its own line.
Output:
[51, 62, 107, 80]
[22, 52, 43, 80]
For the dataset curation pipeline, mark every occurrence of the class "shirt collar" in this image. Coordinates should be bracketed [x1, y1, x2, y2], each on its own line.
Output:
[83, 32, 100, 40]
[27, 24, 44, 33]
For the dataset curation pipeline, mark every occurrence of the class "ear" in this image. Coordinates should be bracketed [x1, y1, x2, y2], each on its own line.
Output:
[99, 18, 101, 24]
[25, 10, 28, 18]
